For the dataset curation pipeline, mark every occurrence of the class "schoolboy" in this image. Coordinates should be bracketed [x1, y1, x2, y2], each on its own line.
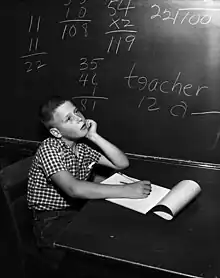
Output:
[27, 95, 151, 265]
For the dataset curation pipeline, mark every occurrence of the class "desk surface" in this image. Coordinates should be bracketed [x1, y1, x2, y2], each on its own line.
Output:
[55, 160, 220, 278]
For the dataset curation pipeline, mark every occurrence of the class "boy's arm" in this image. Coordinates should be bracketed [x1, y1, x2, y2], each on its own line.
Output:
[86, 120, 129, 170]
[51, 170, 151, 199]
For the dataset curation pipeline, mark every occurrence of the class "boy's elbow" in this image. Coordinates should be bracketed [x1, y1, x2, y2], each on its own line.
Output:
[59, 183, 79, 198]
[68, 186, 79, 198]
[123, 156, 130, 168]
[68, 183, 85, 198]
[116, 159, 129, 170]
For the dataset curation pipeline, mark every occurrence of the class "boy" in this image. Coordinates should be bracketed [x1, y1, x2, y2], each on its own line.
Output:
[27, 95, 151, 266]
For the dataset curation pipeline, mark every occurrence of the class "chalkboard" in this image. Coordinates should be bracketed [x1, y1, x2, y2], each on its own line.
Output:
[7, 0, 220, 162]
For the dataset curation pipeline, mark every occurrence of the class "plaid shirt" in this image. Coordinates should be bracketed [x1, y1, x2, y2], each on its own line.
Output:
[27, 137, 101, 211]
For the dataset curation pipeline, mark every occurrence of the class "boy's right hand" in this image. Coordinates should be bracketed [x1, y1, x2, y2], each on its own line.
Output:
[125, 181, 152, 199]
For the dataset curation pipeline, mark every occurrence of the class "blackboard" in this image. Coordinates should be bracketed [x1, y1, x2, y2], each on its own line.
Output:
[7, 0, 220, 163]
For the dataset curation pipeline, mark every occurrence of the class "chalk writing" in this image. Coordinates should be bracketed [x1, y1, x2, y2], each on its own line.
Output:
[125, 63, 208, 97]
[106, 0, 136, 54]
[79, 57, 104, 71]
[124, 63, 210, 118]
[150, 4, 220, 25]
[170, 101, 188, 118]
[138, 96, 160, 112]
[59, 0, 91, 40]
[74, 57, 108, 111]
[137, 96, 188, 118]
[20, 15, 47, 72]
[191, 111, 220, 115]
[210, 130, 220, 150]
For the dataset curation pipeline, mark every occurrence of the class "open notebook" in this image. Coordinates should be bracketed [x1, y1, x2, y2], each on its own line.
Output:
[102, 173, 201, 220]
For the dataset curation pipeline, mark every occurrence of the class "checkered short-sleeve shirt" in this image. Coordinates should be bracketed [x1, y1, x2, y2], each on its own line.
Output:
[27, 137, 101, 211]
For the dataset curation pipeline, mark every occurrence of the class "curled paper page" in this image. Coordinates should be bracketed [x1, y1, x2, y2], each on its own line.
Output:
[153, 180, 201, 220]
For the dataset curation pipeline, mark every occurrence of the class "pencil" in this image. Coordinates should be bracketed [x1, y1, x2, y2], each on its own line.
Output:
[118, 172, 137, 182]
[119, 181, 130, 185]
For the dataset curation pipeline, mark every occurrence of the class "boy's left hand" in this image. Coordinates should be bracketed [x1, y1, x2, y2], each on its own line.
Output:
[86, 119, 97, 139]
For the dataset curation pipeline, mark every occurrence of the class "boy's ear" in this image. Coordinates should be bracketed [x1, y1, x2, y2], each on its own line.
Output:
[49, 127, 62, 138]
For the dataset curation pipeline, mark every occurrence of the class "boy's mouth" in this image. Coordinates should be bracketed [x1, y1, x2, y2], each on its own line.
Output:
[80, 122, 87, 130]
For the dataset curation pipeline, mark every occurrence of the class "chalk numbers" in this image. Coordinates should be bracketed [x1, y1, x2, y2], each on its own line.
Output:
[20, 15, 47, 73]
[138, 96, 188, 118]
[79, 57, 103, 87]
[24, 60, 46, 73]
[108, 0, 135, 17]
[140, 97, 188, 118]
[151, 4, 212, 25]
[106, 0, 136, 54]
[60, 0, 90, 40]
[75, 57, 105, 111]
[170, 101, 188, 118]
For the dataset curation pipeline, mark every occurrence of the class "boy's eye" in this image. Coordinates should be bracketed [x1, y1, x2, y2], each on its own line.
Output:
[66, 116, 72, 122]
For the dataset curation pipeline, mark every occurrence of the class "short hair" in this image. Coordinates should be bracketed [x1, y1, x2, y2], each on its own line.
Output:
[39, 95, 70, 128]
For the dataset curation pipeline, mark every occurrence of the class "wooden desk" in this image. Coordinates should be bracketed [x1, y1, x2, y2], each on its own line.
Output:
[55, 160, 220, 278]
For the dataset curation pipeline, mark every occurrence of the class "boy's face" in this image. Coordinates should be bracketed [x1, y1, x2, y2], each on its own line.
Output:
[50, 101, 89, 140]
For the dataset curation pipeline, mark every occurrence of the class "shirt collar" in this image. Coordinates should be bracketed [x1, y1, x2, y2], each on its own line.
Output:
[59, 138, 79, 157]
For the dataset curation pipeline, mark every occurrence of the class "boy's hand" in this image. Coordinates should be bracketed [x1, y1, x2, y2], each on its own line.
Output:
[86, 119, 98, 139]
[125, 181, 152, 199]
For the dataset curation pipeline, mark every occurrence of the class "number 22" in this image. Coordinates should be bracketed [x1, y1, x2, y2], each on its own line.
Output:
[24, 60, 47, 72]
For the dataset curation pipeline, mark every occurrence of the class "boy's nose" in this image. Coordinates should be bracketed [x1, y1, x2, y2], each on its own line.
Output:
[75, 115, 83, 122]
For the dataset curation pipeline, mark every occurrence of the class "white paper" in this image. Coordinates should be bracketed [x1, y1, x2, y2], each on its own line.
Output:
[153, 180, 201, 220]
[102, 173, 201, 220]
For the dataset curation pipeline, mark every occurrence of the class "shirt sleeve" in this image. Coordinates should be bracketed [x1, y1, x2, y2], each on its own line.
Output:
[38, 144, 67, 178]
